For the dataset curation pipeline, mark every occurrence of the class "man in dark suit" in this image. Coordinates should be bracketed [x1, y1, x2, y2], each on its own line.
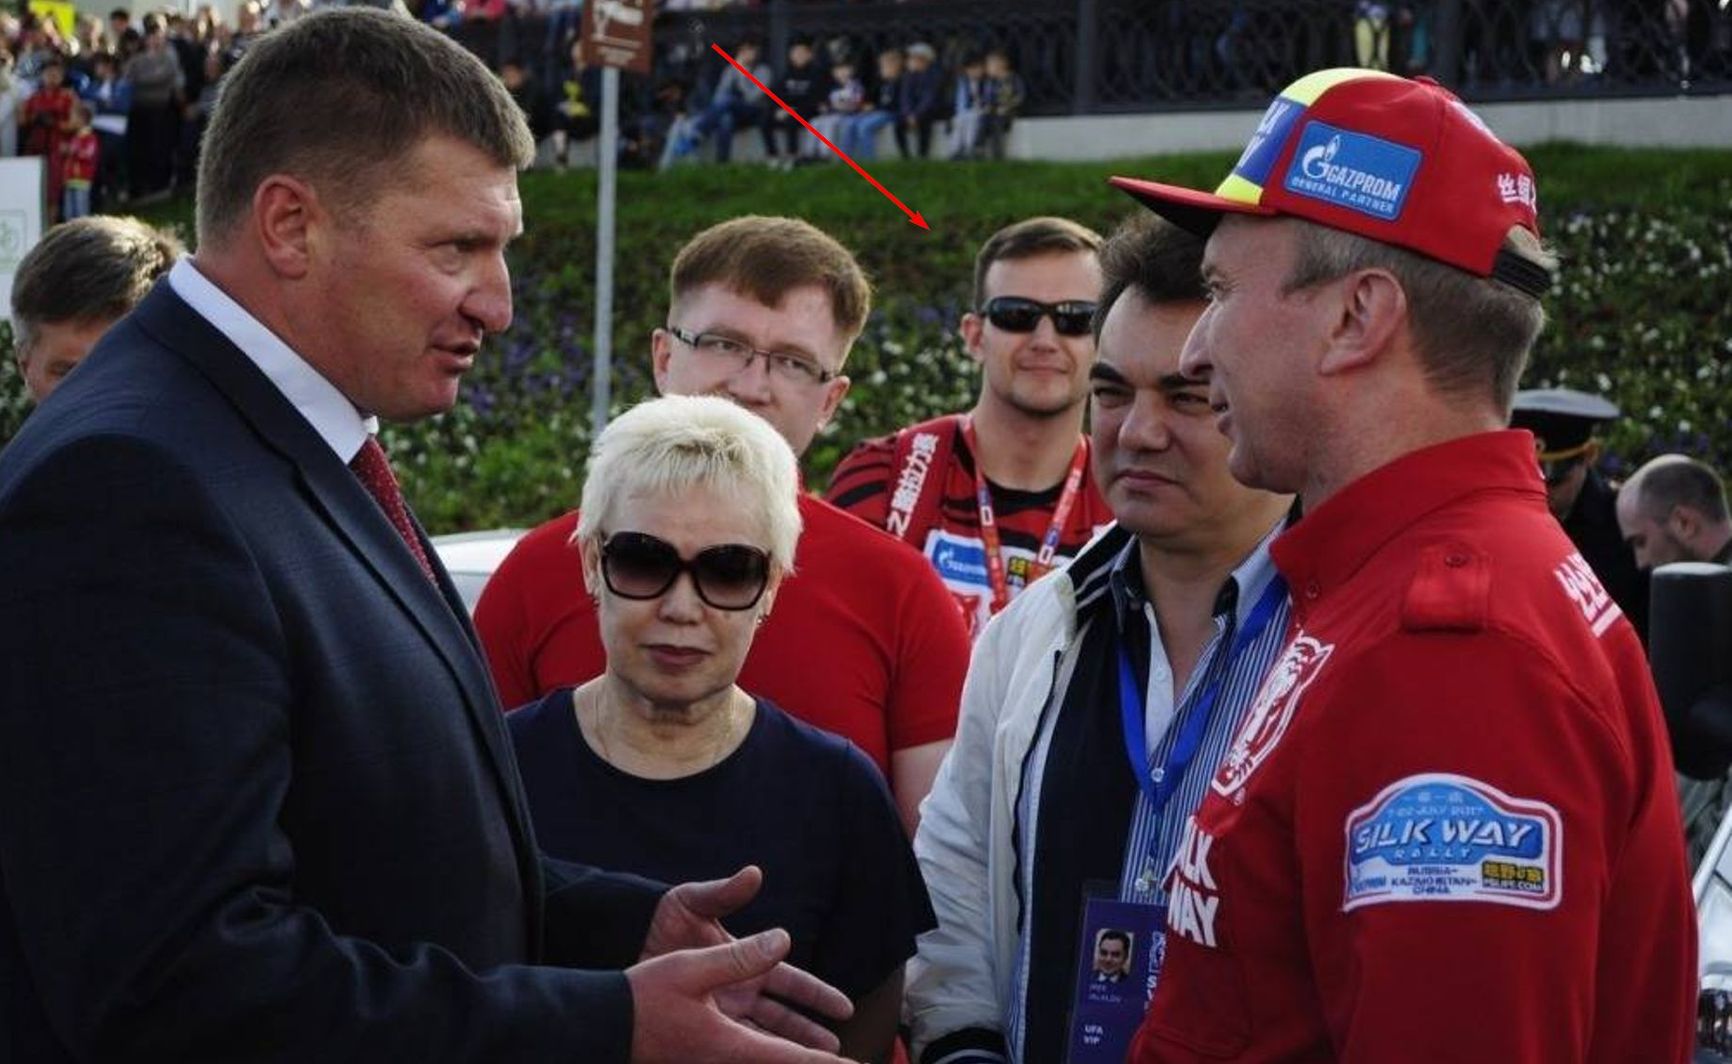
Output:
[0, 11, 848, 1062]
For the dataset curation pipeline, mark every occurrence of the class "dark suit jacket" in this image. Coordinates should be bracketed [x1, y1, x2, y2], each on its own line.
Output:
[0, 283, 660, 1061]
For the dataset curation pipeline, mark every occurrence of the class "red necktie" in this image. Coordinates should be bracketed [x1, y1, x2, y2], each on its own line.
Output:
[349, 435, 437, 584]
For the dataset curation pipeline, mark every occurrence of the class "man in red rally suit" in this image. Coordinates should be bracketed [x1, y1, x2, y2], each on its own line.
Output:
[1112, 67, 1696, 1062]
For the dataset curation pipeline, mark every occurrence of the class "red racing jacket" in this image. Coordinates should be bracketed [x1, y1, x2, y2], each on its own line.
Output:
[1131, 430, 1696, 1063]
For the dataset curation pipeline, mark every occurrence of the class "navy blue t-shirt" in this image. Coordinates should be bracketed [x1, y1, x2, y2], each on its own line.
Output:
[509, 689, 935, 1000]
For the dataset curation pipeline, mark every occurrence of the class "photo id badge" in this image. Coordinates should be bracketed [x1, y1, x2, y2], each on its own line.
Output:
[1065, 891, 1167, 1064]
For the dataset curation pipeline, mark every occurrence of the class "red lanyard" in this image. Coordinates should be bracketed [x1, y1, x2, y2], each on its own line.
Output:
[962, 418, 1089, 616]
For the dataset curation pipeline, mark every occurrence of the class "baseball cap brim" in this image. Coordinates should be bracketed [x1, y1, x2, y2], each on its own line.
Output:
[1108, 175, 1277, 238]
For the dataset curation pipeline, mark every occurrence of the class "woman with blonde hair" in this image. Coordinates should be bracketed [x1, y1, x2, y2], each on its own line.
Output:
[509, 394, 933, 1062]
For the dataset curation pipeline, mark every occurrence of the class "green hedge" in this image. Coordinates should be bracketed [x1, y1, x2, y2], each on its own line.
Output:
[4, 146, 1729, 532]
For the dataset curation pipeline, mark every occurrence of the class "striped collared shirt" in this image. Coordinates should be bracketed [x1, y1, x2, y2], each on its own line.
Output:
[1004, 521, 1289, 1062]
[1112, 522, 1289, 907]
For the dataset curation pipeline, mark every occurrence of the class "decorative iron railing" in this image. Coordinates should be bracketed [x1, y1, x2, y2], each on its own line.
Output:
[453, 0, 1731, 116]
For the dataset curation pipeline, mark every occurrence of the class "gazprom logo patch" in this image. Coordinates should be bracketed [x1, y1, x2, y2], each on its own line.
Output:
[1343, 773, 1561, 912]
[1282, 121, 1420, 221]
[927, 532, 990, 585]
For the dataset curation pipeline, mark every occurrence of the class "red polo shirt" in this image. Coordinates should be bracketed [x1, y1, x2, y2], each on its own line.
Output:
[826, 416, 1113, 638]
[473, 494, 969, 776]
[1132, 430, 1695, 1063]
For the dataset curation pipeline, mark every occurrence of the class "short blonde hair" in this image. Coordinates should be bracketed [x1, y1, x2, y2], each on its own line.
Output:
[576, 395, 803, 570]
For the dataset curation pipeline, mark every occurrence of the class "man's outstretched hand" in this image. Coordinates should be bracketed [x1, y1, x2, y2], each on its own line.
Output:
[628, 928, 849, 1062]
[631, 866, 853, 1062]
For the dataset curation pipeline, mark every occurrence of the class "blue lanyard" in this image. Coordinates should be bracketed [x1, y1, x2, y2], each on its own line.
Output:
[1117, 575, 1288, 818]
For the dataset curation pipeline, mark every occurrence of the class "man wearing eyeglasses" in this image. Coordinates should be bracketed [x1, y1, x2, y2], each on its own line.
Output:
[827, 216, 1115, 638]
[1509, 387, 1649, 641]
[475, 215, 970, 835]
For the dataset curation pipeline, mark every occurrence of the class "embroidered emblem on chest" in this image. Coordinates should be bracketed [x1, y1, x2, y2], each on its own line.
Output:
[1210, 634, 1334, 800]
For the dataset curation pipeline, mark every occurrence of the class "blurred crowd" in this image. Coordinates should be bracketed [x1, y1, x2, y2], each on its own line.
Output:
[1345, 0, 1719, 87]
[0, 1, 1024, 225]
[1, 5, 253, 221]
[7, 0, 1721, 221]
[493, 30, 1028, 171]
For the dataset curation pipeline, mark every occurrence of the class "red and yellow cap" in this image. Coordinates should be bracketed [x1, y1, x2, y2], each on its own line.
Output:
[1110, 69, 1549, 295]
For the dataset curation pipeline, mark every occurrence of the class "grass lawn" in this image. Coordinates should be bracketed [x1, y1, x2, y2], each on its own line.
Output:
[5, 143, 1728, 531]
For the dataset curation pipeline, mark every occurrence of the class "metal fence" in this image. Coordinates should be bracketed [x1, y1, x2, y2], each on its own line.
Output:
[455, 0, 1732, 115]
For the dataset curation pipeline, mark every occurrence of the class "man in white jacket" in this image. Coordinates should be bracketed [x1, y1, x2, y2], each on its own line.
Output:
[906, 215, 1294, 1064]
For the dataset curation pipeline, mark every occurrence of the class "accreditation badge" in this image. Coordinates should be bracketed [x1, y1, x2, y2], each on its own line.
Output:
[1065, 891, 1167, 1063]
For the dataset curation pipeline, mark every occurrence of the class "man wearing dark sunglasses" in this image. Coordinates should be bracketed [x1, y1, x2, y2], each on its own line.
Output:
[827, 216, 1115, 638]
[476, 216, 970, 835]
[906, 215, 1295, 1064]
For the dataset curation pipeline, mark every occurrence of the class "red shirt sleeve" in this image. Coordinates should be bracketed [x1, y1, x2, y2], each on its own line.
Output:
[824, 435, 896, 531]
[1289, 632, 1687, 1061]
[473, 514, 589, 712]
[884, 552, 969, 752]
[472, 549, 540, 711]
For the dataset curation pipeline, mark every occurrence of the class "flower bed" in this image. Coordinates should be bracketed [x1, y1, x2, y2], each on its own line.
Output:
[4, 146, 1728, 532]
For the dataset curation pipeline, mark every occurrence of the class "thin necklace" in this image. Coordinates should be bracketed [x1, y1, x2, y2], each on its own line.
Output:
[586, 684, 748, 773]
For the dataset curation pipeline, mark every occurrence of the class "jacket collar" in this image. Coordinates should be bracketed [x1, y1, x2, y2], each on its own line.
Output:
[1061, 522, 1134, 620]
[1107, 516, 1287, 634]
[166, 258, 375, 463]
[128, 282, 531, 858]
[1272, 430, 1546, 611]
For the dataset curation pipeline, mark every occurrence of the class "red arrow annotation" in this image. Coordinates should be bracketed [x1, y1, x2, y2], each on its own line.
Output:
[710, 43, 929, 231]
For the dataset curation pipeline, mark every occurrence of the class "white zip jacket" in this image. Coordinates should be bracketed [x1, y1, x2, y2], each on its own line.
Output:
[907, 525, 1132, 1064]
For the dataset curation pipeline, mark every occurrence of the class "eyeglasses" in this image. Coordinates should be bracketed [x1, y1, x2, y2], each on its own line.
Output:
[982, 296, 1098, 337]
[667, 326, 838, 387]
[599, 531, 772, 611]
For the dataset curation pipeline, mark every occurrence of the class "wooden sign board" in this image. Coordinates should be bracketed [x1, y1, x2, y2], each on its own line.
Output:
[578, 0, 653, 74]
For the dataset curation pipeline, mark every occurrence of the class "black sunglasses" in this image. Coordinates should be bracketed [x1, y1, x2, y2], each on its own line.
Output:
[599, 531, 771, 611]
[982, 296, 1098, 337]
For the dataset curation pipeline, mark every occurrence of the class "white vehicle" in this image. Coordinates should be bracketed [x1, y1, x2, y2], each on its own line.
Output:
[1697, 811, 1732, 1058]
[430, 528, 525, 614]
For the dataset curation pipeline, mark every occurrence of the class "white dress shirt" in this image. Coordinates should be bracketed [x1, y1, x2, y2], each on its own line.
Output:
[168, 257, 375, 463]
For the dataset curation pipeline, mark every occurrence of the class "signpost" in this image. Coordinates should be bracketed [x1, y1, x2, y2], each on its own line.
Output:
[0, 157, 47, 323]
[577, 0, 653, 440]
